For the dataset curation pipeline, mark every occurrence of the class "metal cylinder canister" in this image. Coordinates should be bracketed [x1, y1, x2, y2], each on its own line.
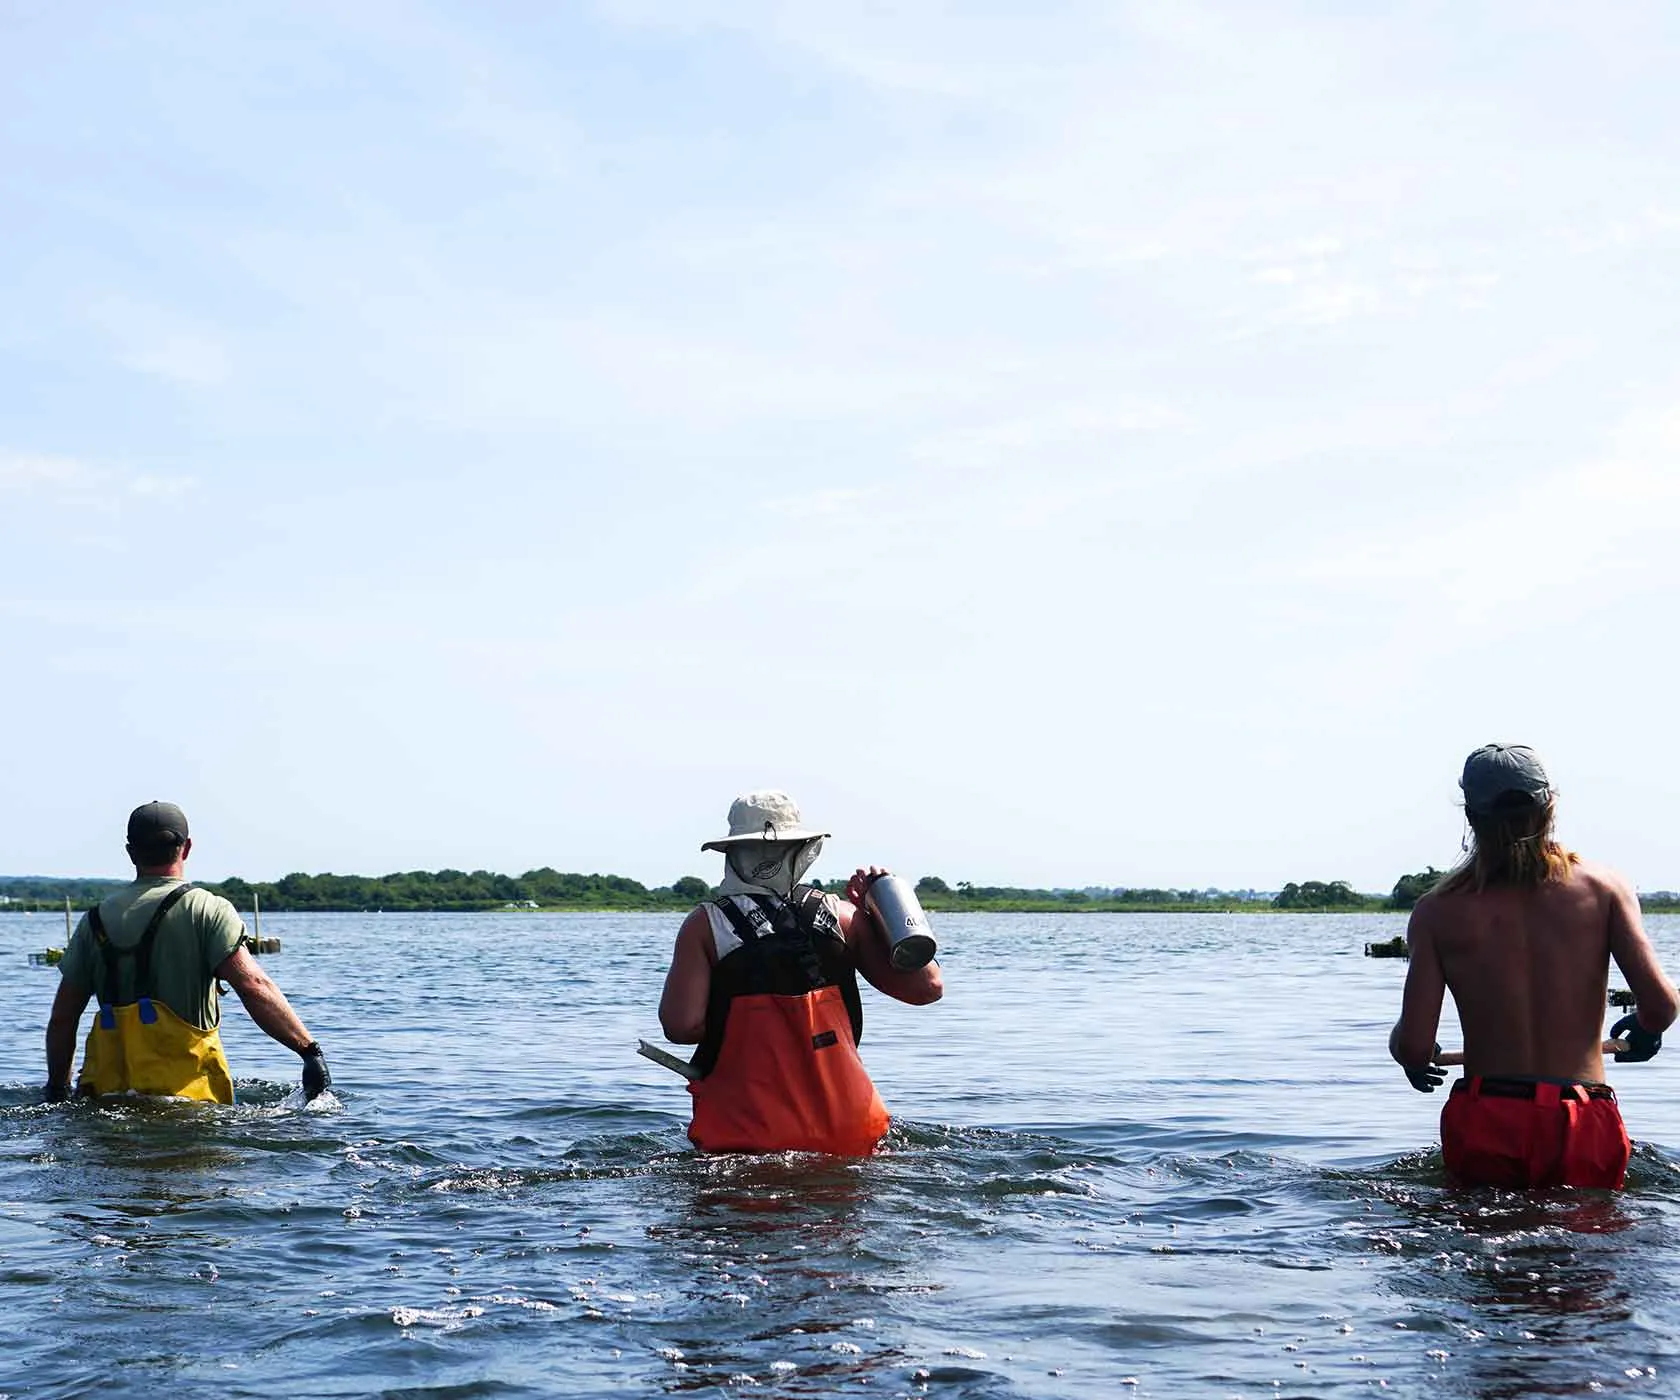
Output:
[862, 874, 939, 971]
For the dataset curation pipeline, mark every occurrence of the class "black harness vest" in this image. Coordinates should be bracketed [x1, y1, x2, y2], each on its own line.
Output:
[86, 883, 194, 1029]
[693, 885, 864, 1079]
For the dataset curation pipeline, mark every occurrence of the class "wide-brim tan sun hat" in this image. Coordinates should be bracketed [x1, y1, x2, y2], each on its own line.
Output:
[700, 790, 831, 851]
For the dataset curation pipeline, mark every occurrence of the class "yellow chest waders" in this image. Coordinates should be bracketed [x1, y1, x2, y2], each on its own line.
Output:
[77, 884, 235, 1104]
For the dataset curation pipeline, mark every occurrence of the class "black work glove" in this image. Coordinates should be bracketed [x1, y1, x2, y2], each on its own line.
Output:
[1611, 1014, 1662, 1063]
[1403, 1043, 1446, 1093]
[300, 1042, 332, 1100]
[42, 1082, 68, 1104]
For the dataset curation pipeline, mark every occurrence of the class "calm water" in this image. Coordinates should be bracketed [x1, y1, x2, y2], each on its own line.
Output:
[3, 910, 1679, 1399]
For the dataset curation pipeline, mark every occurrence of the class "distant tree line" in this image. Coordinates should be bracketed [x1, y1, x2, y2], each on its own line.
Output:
[0, 877, 128, 907]
[1270, 880, 1376, 911]
[911, 876, 1262, 911]
[207, 869, 718, 912]
[916, 867, 1680, 914]
[1388, 868, 1447, 910]
[0, 870, 714, 913]
[6, 869, 1680, 915]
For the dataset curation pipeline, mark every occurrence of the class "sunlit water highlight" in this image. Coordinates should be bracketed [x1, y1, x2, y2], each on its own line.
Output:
[3, 911, 1679, 1397]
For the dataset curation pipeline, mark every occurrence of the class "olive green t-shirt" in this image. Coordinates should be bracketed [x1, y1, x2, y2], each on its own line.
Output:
[58, 878, 247, 1031]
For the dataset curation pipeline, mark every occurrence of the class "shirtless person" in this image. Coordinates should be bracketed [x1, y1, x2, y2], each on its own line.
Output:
[1390, 744, 1678, 1189]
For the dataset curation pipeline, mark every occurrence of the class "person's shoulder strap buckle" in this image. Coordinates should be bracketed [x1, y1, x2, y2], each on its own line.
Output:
[713, 895, 775, 944]
[792, 885, 840, 939]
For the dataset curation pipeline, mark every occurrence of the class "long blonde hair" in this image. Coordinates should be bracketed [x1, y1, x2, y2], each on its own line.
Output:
[1435, 796, 1578, 895]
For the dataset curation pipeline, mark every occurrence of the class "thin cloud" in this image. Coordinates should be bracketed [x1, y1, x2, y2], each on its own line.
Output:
[128, 473, 198, 500]
[765, 487, 873, 522]
[1297, 404, 1680, 608]
[0, 451, 98, 493]
[598, 0, 1065, 102]
[909, 398, 1194, 472]
[82, 295, 232, 388]
[1549, 208, 1680, 255]
[0, 450, 195, 502]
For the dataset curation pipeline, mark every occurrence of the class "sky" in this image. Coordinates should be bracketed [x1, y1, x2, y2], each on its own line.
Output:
[3, 1, 1679, 893]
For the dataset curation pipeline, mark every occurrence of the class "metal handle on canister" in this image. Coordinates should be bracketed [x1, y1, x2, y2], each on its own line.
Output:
[862, 874, 938, 971]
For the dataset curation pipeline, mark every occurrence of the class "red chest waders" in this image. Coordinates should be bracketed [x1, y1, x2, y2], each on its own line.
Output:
[688, 888, 889, 1155]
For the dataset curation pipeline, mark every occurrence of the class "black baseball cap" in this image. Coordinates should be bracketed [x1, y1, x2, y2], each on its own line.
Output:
[127, 801, 189, 847]
[1460, 745, 1551, 816]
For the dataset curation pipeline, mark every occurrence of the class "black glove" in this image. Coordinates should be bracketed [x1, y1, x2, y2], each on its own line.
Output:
[42, 1082, 68, 1104]
[300, 1042, 332, 1100]
[1611, 1014, 1662, 1063]
[1403, 1043, 1446, 1093]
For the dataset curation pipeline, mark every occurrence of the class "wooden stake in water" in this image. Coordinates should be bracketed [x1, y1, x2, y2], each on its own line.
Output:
[254, 890, 262, 941]
[64, 895, 72, 942]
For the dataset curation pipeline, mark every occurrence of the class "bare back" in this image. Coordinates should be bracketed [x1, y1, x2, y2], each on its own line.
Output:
[1396, 859, 1671, 1082]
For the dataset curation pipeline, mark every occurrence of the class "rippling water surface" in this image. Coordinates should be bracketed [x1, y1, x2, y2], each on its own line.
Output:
[4, 911, 1679, 1398]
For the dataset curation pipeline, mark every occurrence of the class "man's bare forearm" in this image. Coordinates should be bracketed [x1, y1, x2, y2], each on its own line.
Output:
[217, 946, 316, 1053]
[44, 980, 91, 1095]
[45, 1013, 78, 1091]
[221, 967, 312, 1058]
[1634, 987, 1680, 1035]
[236, 976, 314, 1052]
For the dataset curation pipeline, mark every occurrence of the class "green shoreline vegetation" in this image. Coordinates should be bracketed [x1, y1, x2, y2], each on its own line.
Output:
[5, 869, 1680, 917]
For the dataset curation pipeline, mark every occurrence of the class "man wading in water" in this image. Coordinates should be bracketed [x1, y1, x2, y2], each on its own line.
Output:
[659, 791, 943, 1155]
[1390, 745, 1679, 1188]
[44, 802, 332, 1105]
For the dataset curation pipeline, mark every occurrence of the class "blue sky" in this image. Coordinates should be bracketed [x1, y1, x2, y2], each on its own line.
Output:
[4, 1, 1679, 892]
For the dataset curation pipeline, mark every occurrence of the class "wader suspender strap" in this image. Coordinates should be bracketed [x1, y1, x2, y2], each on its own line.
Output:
[713, 896, 775, 996]
[786, 887, 842, 987]
[790, 886, 863, 1045]
[791, 886, 840, 940]
[88, 884, 194, 1030]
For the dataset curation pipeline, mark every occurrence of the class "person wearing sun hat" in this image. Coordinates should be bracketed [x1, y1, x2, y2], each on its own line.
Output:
[43, 801, 332, 1105]
[1388, 745, 1679, 1188]
[657, 790, 944, 1154]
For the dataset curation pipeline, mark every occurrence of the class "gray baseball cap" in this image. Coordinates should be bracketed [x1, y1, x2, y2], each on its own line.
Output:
[1460, 745, 1551, 815]
[127, 800, 189, 847]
